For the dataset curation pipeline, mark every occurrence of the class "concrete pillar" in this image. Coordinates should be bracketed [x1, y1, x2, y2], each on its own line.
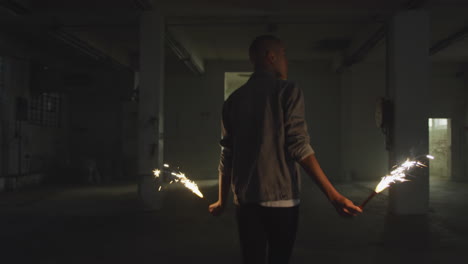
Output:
[387, 10, 430, 215]
[138, 10, 165, 210]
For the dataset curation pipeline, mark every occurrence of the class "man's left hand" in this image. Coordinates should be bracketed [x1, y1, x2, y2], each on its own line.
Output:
[208, 200, 225, 216]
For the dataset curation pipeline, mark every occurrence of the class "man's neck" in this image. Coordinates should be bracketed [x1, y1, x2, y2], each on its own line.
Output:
[254, 67, 282, 79]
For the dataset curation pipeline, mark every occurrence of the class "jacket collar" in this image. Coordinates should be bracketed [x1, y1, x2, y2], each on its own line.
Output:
[251, 70, 277, 79]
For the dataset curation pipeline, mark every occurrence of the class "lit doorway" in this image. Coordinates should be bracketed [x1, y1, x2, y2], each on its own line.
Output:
[224, 72, 252, 100]
[428, 118, 451, 180]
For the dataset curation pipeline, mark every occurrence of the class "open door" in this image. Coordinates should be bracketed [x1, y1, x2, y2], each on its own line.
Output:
[428, 118, 451, 180]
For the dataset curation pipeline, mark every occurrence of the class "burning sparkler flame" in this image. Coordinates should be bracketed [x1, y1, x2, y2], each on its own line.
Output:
[359, 154, 434, 209]
[170, 172, 204, 198]
[153, 169, 161, 177]
[374, 156, 433, 193]
[152, 165, 204, 199]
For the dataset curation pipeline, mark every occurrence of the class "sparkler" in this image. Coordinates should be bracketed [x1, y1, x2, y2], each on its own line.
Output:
[359, 155, 434, 209]
[153, 164, 204, 198]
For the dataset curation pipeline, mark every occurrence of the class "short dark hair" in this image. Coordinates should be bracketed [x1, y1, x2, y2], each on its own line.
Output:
[249, 35, 281, 63]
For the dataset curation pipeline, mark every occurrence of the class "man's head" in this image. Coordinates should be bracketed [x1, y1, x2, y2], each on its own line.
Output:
[249, 35, 288, 80]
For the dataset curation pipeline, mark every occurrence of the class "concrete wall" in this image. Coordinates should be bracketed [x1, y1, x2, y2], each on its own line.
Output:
[290, 61, 342, 180]
[164, 60, 342, 181]
[0, 32, 134, 190]
[164, 60, 228, 180]
[0, 55, 70, 190]
[0, 32, 74, 190]
[69, 67, 133, 183]
[339, 62, 466, 182]
[340, 63, 388, 182]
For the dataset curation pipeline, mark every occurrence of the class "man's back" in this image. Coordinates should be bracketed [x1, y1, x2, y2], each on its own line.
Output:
[210, 35, 362, 264]
[220, 70, 314, 205]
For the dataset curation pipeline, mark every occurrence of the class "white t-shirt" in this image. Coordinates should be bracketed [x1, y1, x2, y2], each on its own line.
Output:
[259, 199, 300, 207]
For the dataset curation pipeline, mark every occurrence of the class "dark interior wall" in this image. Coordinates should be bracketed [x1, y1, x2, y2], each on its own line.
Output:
[340, 63, 388, 182]
[164, 60, 230, 180]
[164, 59, 342, 181]
[0, 53, 70, 189]
[0, 31, 134, 189]
[68, 66, 133, 183]
[289, 61, 342, 181]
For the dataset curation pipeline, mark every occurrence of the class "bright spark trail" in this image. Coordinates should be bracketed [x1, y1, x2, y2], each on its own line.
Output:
[153, 164, 204, 198]
[359, 155, 434, 209]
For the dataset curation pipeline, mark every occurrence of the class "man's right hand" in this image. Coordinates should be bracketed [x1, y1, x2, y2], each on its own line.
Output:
[208, 200, 224, 216]
[330, 194, 363, 217]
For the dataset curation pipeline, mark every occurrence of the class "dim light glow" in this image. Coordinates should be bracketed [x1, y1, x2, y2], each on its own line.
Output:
[164, 164, 169, 168]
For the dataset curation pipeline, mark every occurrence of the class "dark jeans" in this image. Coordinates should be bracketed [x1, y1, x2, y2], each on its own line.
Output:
[236, 204, 299, 264]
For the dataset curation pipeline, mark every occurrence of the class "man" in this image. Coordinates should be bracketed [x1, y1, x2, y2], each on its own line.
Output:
[209, 35, 362, 264]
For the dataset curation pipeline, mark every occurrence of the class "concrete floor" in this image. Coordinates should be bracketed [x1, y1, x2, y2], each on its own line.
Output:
[0, 178, 467, 264]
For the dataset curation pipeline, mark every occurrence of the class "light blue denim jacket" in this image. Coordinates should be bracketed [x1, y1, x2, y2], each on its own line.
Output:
[219, 71, 314, 205]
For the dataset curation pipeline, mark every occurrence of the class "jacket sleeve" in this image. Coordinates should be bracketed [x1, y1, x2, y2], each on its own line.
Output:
[218, 100, 233, 173]
[283, 83, 315, 161]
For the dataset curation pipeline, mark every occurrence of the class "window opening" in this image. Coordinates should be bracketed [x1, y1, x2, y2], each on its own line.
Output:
[29, 93, 61, 127]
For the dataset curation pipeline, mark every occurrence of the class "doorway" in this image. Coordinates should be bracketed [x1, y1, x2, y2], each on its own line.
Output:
[428, 118, 451, 180]
[224, 72, 252, 100]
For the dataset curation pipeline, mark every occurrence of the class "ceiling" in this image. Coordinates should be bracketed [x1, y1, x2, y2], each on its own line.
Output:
[1, 0, 468, 71]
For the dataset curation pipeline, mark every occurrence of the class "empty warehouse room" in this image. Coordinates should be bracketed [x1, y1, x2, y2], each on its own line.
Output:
[0, 0, 468, 263]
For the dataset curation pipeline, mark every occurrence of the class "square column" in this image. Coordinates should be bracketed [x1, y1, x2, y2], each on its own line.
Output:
[138, 10, 165, 210]
[387, 10, 430, 215]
